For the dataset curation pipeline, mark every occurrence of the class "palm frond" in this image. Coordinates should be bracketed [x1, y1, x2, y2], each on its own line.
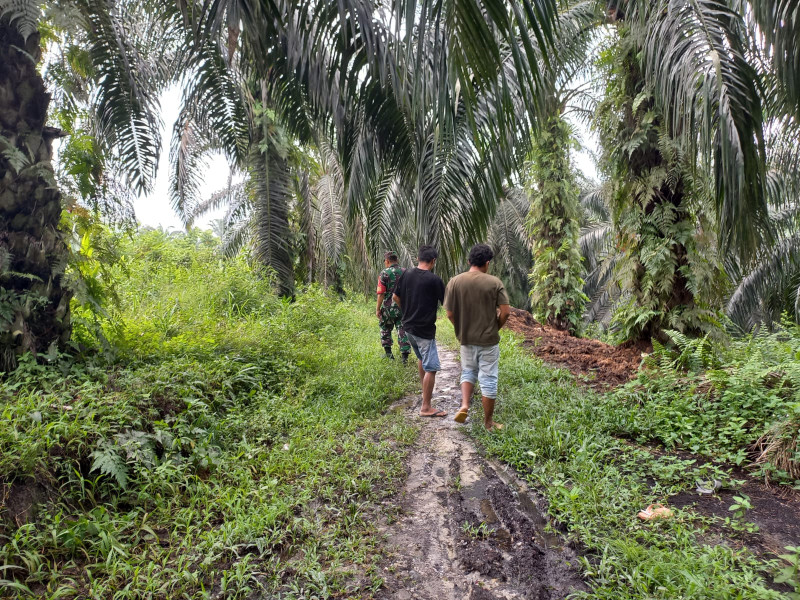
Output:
[579, 222, 612, 269]
[580, 185, 609, 222]
[727, 234, 800, 328]
[584, 254, 621, 324]
[750, 0, 800, 118]
[630, 0, 769, 257]
[313, 170, 346, 265]
[487, 187, 532, 303]
[77, 0, 167, 194]
[187, 177, 241, 226]
[249, 141, 294, 297]
[169, 37, 249, 220]
[0, 0, 42, 40]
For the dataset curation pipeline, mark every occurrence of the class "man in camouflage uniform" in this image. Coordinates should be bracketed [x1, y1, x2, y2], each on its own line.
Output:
[376, 251, 410, 363]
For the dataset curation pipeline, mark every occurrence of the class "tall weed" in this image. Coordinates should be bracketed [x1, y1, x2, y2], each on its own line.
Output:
[0, 230, 415, 599]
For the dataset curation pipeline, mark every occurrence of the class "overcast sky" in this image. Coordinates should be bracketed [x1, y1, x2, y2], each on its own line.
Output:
[133, 87, 227, 231]
[131, 89, 599, 231]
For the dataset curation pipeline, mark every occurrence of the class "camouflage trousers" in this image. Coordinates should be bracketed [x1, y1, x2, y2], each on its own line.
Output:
[379, 305, 410, 353]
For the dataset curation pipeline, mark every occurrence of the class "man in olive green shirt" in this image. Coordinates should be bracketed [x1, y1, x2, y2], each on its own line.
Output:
[444, 244, 510, 430]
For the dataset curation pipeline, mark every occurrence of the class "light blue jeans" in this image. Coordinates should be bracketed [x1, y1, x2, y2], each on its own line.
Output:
[460, 344, 499, 399]
[407, 333, 441, 373]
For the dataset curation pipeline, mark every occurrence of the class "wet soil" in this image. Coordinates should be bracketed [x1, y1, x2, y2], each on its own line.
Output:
[377, 348, 586, 600]
[669, 477, 800, 556]
[505, 308, 647, 389]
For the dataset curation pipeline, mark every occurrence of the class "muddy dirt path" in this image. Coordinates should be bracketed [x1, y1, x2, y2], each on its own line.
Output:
[377, 347, 586, 600]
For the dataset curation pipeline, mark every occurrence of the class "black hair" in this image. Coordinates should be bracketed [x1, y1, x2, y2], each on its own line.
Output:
[384, 251, 398, 262]
[418, 245, 438, 263]
[468, 244, 494, 267]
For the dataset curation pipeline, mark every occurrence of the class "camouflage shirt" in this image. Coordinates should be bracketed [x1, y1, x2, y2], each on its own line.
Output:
[377, 264, 405, 309]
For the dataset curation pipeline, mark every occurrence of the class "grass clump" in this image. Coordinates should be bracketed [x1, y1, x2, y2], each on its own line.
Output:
[467, 332, 785, 599]
[0, 230, 416, 599]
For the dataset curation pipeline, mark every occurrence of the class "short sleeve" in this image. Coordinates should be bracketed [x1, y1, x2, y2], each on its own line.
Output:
[496, 279, 510, 306]
[437, 277, 445, 304]
[377, 271, 388, 294]
[443, 280, 453, 311]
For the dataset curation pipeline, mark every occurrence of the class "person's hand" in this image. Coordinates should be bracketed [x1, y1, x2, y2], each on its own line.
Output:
[376, 309, 381, 319]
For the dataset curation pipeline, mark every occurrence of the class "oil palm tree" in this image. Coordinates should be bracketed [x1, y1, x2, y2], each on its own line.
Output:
[2, 0, 796, 363]
[0, 14, 69, 370]
[0, 0, 560, 363]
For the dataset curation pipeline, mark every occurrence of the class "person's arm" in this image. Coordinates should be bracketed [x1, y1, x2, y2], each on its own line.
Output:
[392, 293, 401, 308]
[444, 280, 455, 325]
[497, 304, 511, 329]
[376, 272, 388, 318]
[497, 281, 511, 329]
[376, 293, 384, 318]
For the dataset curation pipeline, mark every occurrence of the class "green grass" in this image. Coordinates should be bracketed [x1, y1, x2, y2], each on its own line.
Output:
[0, 231, 418, 599]
[460, 332, 786, 599]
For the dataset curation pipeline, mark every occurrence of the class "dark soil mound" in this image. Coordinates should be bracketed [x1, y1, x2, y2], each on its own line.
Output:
[506, 308, 648, 389]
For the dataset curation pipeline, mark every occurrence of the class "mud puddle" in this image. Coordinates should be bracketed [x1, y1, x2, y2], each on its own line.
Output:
[377, 347, 586, 600]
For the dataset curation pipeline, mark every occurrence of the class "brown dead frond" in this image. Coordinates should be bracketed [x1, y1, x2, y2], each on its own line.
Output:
[753, 416, 800, 486]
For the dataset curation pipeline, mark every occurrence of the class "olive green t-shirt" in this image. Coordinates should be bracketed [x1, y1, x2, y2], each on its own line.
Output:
[444, 271, 510, 346]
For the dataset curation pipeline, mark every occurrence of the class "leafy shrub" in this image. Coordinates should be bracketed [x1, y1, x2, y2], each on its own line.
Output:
[605, 326, 800, 486]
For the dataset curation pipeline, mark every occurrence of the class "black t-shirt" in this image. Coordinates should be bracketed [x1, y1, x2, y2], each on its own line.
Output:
[394, 267, 445, 339]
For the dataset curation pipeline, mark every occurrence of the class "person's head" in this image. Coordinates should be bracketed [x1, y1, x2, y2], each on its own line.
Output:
[468, 244, 494, 272]
[417, 245, 438, 267]
[384, 250, 398, 267]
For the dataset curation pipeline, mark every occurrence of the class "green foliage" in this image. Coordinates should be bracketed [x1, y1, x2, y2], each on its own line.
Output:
[594, 30, 724, 341]
[59, 209, 124, 358]
[728, 494, 753, 520]
[468, 331, 783, 599]
[487, 189, 533, 308]
[775, 546, 800, 599]
[0, 1, 42, 41]
[0, 231, 416, 598]
[526, 116, 587, 331]
[606, 325, 800, 486]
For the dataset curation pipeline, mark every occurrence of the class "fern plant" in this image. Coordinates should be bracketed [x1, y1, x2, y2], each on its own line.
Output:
[89, 440, 128, 490]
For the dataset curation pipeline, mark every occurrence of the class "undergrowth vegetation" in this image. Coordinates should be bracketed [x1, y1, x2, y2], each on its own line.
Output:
[471, 331, 793, 599]
[0, 230, 416, 599]
[606, 328, 800, 487]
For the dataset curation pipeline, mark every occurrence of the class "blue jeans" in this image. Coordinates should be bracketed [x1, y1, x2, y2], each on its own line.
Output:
[460, 344, 499, 399]
[407, 333, 441, 373]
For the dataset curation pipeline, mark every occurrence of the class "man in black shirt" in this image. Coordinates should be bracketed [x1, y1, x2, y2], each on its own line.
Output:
[393, 245, 447, 418]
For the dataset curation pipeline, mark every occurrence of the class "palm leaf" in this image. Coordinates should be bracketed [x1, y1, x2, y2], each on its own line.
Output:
[249, 141, 294, 297]
[629, 0, 769, 257]
[728, 234, 800, 328]
[0, 0, 42, 40]
[76, 0, 167, 194]
[750, 0, 800, 119]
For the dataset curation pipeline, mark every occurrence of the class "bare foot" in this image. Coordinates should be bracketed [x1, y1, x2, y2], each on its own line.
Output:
[484, 421, 504, 431]
[420, 410, 447, 418]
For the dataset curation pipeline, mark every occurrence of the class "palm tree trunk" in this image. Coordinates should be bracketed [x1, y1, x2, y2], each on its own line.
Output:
[0, 20, 71, 370]
[599, 29, 698, 342]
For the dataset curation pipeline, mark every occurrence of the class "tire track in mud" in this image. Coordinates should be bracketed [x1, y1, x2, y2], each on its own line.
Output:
[378, 348, 587, 600]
